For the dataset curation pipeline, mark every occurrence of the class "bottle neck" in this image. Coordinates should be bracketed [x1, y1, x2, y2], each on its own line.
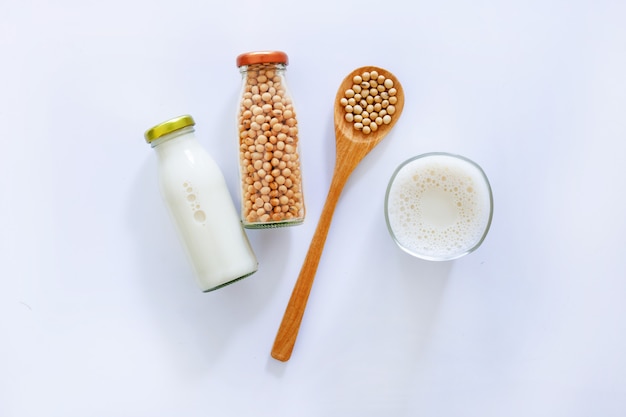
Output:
[150, 126, 196, 149]
[239, 63, 286, 78]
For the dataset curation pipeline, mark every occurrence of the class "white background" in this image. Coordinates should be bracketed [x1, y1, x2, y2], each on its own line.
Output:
[2, 0, 626, 416]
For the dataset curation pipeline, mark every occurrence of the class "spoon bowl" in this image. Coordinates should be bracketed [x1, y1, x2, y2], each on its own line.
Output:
[271, 66, 404, 362]
[334, 66, 405, 147]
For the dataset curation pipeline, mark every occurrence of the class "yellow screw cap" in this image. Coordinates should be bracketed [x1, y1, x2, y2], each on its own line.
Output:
[144, 115, 195, 143]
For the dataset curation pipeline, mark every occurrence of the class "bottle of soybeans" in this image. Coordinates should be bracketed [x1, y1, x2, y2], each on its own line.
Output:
[236, 51, 306, 228]
[144, 115, 258, 292]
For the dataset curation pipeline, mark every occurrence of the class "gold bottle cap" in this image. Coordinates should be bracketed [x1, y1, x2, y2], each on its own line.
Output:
[144, 115, 195, 143]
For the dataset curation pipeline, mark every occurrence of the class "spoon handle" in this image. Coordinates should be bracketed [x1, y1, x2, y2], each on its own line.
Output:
[271, 168, 351, 362]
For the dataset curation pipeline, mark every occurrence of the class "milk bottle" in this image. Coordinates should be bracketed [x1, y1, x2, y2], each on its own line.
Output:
[144, 115, 258, 291]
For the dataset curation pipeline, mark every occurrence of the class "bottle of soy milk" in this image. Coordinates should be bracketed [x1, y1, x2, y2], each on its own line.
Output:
[144, 115, 258, 292]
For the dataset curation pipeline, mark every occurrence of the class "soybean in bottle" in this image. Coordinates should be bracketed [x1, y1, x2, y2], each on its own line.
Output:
[236, 51, 306, 228]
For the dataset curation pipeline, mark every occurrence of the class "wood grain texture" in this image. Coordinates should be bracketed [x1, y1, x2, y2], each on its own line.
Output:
[271, 66, 404, 362]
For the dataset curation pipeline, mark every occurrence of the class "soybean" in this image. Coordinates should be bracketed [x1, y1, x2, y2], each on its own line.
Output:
[237, 64, 304, 224]
[341, 70, 398, 135]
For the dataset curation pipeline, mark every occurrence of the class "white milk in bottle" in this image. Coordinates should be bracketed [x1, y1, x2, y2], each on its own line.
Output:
[144, 115, 258, 291]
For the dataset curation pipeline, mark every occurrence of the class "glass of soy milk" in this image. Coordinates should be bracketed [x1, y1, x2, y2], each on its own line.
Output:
[384, 152, 493, 261]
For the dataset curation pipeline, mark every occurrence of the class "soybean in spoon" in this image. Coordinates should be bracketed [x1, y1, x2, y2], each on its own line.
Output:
[271, 66, 405, 362]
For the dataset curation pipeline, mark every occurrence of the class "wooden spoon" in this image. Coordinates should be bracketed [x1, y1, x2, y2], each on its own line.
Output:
[271, 66, 405, 361]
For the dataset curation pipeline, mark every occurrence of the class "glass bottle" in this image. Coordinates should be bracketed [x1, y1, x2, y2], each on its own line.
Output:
[236, 50, 306, 228]
[144, 115, 258, 292]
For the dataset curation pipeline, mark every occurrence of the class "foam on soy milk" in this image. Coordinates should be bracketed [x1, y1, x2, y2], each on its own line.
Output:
[385, 154, 492, 260]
